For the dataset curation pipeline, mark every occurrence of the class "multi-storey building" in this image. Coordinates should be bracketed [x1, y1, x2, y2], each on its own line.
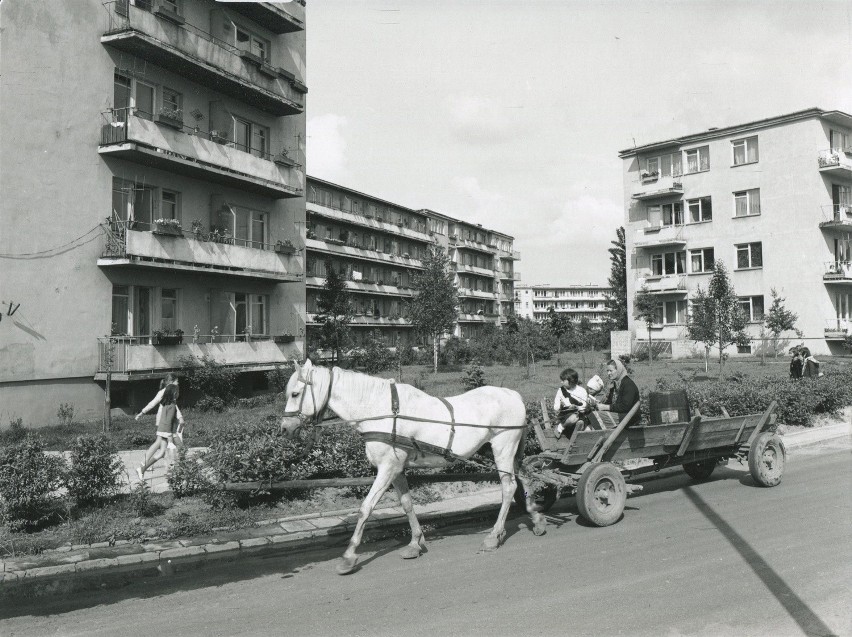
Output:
[304, 178, 519, 348]
[1, 0, 307, 424]
[619, 108, 852, 357]
[514, 284, 611, 324]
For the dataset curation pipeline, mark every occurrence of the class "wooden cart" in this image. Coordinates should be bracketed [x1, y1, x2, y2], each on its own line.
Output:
[517, 398, 785, 527]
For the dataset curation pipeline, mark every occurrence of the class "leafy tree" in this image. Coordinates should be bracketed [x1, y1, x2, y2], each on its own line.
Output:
[686, 261, 750, 378]
[764, 288, 801, 358]
[546, 307, 573, 366]
[407, 247, 458, 372]
[604, 226, 628, 330]
[315, 260, 353, 365]
[633, 285, 660, 362]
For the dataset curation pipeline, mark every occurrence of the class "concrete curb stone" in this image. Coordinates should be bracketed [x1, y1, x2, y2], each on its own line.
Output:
[1, 421, 847, 600]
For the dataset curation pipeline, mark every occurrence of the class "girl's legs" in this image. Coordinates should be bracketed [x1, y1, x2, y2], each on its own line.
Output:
[137, 437, 168, 479]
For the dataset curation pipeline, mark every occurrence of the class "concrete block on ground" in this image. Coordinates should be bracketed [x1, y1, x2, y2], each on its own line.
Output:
[76, 558, 120, 573]
[280, 519, 316, 533]
[203, 541, 241, 555]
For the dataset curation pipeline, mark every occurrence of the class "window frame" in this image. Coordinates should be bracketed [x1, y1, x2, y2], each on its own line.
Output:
[661, 202, 684, 226]
[651, 250, 686, 276]
[733, 189, 761, 218]
[684, 145, 710, 174]
[687, 196, 712, 223]
[738, 295, 765, 322]
[732, 136, 759, 166]
[689, 247, 715, 273]
[735, 242, 763, 269]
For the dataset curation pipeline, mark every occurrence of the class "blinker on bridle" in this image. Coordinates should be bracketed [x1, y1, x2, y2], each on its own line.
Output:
[282, 367, 333, 427]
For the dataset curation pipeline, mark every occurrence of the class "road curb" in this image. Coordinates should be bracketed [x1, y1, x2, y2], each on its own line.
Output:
[2, 421, 847, 601]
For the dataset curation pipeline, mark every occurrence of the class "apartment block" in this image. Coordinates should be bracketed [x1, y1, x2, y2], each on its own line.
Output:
[620, 108, 852, 357]
[514, 284, 611, 324]
[0, 0, 307, 425]
[304, 178, 519, 349]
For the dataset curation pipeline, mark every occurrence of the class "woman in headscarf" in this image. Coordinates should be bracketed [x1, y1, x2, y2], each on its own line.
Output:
[594, 359, 641, 427]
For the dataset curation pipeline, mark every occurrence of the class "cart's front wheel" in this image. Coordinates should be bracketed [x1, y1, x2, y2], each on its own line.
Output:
[576, 462, 626, 527]
[683, 459, 718, 481]
[748, 433, 785, 487]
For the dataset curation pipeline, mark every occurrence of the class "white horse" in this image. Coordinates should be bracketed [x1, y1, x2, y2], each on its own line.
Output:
[279, 359, 545, 575]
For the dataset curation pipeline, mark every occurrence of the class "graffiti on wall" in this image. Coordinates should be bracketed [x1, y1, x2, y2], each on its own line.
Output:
[0, 300, 21, 323]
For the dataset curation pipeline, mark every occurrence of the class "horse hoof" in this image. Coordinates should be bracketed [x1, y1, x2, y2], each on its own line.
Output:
[479, 531, 506, 552]
[533, 522, 547, 536]
[399, 545, 422, 560]
[337, 556, 358, 575]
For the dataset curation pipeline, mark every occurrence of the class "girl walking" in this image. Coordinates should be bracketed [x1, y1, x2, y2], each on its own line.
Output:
[135, 373, 185, 481]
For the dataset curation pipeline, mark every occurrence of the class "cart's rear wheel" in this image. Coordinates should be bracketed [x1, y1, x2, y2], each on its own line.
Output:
[748, 433, 785, 487]
[576, 462, 626, 527]
[683, 459, 718, 481]
[514, 479, 558, 512]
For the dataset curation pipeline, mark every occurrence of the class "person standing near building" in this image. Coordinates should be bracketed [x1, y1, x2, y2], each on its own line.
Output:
[801, 348, 822, 378]
[789, 348, 804, 379]
[135, 373, 184, 480]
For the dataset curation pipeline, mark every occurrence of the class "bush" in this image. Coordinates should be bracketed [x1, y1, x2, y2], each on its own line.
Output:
[440, 337, 472, 366]
[57, 403, 75, 427]
[5, 417, 27, 444]
[266, 363, 294, 393]
[196, 396, 227, 413]
[128, 480, 155, 517]
[0, 438, 67, 531]
[181, 355, 239, 406]
[352, 335, 395, 373]
[65, 435, 124, 507]
[462, 360, 487, 390]
[167, 447, 211, 498]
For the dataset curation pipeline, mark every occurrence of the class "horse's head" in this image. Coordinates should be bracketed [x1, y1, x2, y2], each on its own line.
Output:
[280, 358, 327, 438]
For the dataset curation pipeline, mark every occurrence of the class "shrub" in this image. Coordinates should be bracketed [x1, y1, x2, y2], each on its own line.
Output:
[0, 438, 67, 531]
[266, 363, 294, 393]
[352, 335, 395, 373]
[57, 403, 75, 427]
[128, 480, 155, 517]
[65, 435, 124, 507]
[181, 355, 238, 406]
[440, 337, 472, 366]
[292, 424, 373, 479]
[196, 396, 227, 413]
[167, 447, 211, 498]
[462, 360, 487, 390]
[5, 417, 27, 444]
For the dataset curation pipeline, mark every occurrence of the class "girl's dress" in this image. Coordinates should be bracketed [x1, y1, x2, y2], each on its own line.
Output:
[155, 384, 179, 439]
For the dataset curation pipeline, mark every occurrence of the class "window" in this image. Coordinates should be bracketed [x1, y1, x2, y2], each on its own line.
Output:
[732, 136, 759, 165]
[736, 242, 763, 269]
[690, 247, 714, 273]
[161, 289, 178, 331]
[830, 129, 851, 152]
[653, 300, 687, 325]
[251, 295, 266, 334]
[160, 190, 179, 221]
[227, 23, 271, 62]
[161, 87, 182, 113]
[643, 152, 682, 178]
[688, 196, 712, 223]
[220, 205, 266, 247]
[113, 72, 155, 121]
[134, 81, 155, 119]
[734, 189, 761, 217]
[662, 202, 684, 226]
[651, 250, 686, 276]
[111, 285, 130, 335]
[644, 157, 659, 177]
[684, 146, 710, 173]
[738, 295, 765, 322]
[737, 344, 753, 354]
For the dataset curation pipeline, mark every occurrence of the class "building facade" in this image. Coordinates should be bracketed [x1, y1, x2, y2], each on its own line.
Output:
[304, 178, 519, 350]
[1, 0, 307, 425]
[514, 284, 611, 324]
[620, 108, 852, 357]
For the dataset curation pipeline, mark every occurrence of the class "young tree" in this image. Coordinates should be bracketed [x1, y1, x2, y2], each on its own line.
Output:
[315, 260, 353, 365]
[633, 285, 660, 362]
[407, 247, 458, 373]
[686, 287, 716, 373]
[604, 226, 628, 330]
[546, 307, 573, 366]
[686, 261, 750, 378]
[764, 288, 801, 358]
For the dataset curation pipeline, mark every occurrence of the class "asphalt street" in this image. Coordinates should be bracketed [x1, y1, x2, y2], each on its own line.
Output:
[1, 443, 850, 637]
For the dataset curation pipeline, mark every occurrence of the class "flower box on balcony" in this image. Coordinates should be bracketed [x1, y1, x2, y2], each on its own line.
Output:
[273, 152, 299, 167]
[153, 1, 185, 24]
[275, 241, 297, 255]
[154, 109, 184, 130]
[640, 171, 659, 183]
[153, 329, 184, 346]
[274, 335, 295, 344]
[153, 220, 183, 236]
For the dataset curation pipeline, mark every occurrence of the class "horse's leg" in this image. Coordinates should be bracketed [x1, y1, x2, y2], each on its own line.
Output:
[513, 432, 546, 536]
[393, 474, 427, 559]
[480, 438, 518, 552]
[338, 460, 401, 575]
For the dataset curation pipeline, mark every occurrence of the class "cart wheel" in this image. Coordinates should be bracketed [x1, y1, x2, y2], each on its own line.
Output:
[576, 462, 626, 527]
[683, 459, 717, 481]
[514, 480, 558, 512]
[748, 433, 785, 487]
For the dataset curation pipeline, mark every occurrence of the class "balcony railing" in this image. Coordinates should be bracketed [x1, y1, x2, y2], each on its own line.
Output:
[636, 274, 688, 294]
[97, 335, 299, 375]
[456, 238, 494, 254]
[819, 203, 852, 231]
[100, 110, 302, 198]
[818, 149, 852, 174]
[634, 223, 687, 249]
[632, 175, 685, 201]
[454, 263, 495, 277]
[306, 202, 432, 243]
[226, 1, 305, 34]
[825, 318, 852, 338]
[824, 261, 852, 282]
[305, 237, 424, 269]
[102, 1, 305, 115]
[99, 220, 302, 281]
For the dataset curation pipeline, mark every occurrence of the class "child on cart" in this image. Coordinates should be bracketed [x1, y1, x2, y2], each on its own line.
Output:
[553, 368, 592, 439]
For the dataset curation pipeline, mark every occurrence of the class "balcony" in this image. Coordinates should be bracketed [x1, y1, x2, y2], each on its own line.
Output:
[819, 204, 852, 232]
[99, 221, 302, 281]
[634, 224, 687, 249]
[817, 149, 852, 177]
[100, 112, 302, 198]
[226, 1, 305, 34]
[306, 203, 432, 243]
[823, 261, 852, 283]
[306, 313, 412, 327]
[637, 274, 688, 294]
[456, 238, 493, 254]
[305, 238, 424, 269]
[458, 288, 497, 300]
[457, 313, 494, 323]
[453, 262, 495, 277]
[96, 336, 300, 379]
[632, 176, 685, 201]
[825, 318, 852, 340]
[102, 1, 305, 116]
[305, 276, 414, 297]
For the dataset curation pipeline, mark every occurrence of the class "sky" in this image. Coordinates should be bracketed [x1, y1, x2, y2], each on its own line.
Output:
[303, 0, 852, 286]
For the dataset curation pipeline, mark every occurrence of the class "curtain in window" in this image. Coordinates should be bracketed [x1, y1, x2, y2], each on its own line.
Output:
[735, 194, 748, 217]
[733, 143, 746, 166]
[748, 190, 760, 215]
[750, 243, 762, 267]
[251, 296, 266, 334]
[747, 139, 759, 163]
[699, 148, 709, 171]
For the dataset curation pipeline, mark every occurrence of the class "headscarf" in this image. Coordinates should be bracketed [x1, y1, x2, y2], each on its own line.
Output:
[608, 359, 628, 395]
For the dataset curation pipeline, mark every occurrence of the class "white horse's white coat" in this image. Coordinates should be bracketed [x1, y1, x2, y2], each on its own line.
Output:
[280, 360, 543, 574]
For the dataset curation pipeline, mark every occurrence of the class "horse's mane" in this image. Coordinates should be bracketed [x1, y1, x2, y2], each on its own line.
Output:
[329, 366, 434, 404]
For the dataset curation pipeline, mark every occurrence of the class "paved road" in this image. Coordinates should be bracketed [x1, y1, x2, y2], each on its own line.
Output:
[2, 446, 850, 637]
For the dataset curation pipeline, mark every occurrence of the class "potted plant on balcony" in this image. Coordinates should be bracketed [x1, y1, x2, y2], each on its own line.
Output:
[154, 106, 184, 130]
[152, 328, 183, 346]
[209, 224, 232, 244]
[306, 228, 317, 240]
[273, 149, 298, 167]
[640, 170, 659, 182]
[153, 218, 183, 236]
[275, 238, 297, 254]
[274, 333, 295, 344]
[191, 219, 204, 239]
[209, 129, 229, 144]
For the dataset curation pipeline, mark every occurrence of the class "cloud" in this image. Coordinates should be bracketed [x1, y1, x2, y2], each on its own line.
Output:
[446, 95, 516, 144]
[306, 114, 350, 182]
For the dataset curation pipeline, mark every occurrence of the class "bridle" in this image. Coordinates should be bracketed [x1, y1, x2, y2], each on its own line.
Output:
[281, 366, 335, 427]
